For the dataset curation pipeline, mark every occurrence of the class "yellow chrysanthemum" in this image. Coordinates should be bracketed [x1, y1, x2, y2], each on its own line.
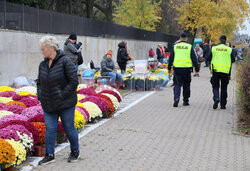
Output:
[17, 91, 37, 96]
[126, 68, 134, 73]
[94, 71, 101, 79]
[0, 86, 15, 93]
[74, 109, 86, 132]
[76, 102, 85, 109]
[77, 94, 86, 101]
[6, 140, 26, 166]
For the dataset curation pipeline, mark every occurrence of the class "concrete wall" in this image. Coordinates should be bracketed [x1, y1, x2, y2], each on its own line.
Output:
[0, 30, 168, 86]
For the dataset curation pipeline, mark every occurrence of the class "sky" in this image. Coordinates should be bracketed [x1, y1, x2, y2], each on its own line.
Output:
[238, 0, 250, 35]
[238, 19, 250, 35]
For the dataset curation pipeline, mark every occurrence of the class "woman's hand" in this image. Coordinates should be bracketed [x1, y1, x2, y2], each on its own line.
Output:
[128, 54, 134, 60]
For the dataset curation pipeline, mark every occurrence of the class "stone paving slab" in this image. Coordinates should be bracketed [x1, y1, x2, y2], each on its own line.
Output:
[35, 66, 250, 171]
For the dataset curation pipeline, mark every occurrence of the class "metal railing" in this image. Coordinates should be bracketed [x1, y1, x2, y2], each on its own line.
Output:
[0, 0, 178, 42]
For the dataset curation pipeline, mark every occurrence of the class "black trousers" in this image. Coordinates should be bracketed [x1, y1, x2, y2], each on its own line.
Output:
[210, 72, 229, 107]
[173, 69, 191, 102]
[118, 62, 127, 74]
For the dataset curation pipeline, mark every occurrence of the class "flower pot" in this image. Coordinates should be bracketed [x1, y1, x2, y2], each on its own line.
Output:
[102, 111, 113, 119]
[34, 145, 46, 157]
[135, 80, 145, 91]
[4, 166, 16, 171]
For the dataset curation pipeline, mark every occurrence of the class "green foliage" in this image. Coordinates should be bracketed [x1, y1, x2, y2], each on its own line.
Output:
[7, 0, 46, 8]
[173, 0, 249, 42]
[113, 0, 162, 31]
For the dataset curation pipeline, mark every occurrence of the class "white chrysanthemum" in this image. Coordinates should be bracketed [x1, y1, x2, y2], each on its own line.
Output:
[16, 131, 34, 152]
[0, 97, 13, 104]
[15, 86, 37, 94]
[0, 110, 14, 118]
[77, 84, 88, 89]
[82, 102, 102, 121]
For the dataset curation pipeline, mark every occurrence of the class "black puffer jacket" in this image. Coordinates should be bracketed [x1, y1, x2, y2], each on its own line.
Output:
[37, 50, 78, 113]
[117, 42, 130, 63]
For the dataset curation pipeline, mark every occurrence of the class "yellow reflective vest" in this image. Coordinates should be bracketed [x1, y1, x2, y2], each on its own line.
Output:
[211, 44, 232, 74]
[173, 42, 192, 68]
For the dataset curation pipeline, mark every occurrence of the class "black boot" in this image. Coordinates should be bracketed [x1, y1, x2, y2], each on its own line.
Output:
[173, 100, 179, 107]
[220, 106, 226, 109]
[213, 99, 220, 109]
[183, 101, 190, 106]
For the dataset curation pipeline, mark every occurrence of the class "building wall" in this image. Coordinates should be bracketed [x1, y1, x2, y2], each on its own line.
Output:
[0, 30, 168, 85]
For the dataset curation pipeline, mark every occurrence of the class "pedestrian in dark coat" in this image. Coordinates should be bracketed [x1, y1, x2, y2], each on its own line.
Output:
[203, 41, 211, 67]
[117, 41, 134, 74]
[37, 36, 80, 165]
[156, 44, 164, 63]
[74, 42, 83, 66]
[64, 33, 81, 70]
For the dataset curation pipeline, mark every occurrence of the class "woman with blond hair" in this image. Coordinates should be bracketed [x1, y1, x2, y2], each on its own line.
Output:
[37, 35, 79, 165]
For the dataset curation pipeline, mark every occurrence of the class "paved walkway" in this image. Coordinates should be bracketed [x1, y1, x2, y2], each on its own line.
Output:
[35, 66, 250, 171]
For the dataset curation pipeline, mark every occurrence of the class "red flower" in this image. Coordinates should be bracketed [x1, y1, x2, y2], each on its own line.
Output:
[92, 94, 115, 113]
[28, 114, 45, 122]
[32, 122, 45, 145]
[77, 88, 96, 96]
[99, 90, 122, 102]
[80, 96, 109, 113]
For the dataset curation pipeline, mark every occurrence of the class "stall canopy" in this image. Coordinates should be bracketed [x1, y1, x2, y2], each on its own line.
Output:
[193, 38, 203, 48]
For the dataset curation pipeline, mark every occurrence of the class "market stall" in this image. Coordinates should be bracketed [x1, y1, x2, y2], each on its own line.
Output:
[81, 59, 171, 91]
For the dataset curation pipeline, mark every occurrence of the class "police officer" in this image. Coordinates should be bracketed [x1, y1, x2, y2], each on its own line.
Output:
[168, 32, 199, 107]
[207, 35, 235, 109]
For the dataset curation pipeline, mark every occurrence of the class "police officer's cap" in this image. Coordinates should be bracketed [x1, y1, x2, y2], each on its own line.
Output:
[180, 32, 188, 38]
[219, 35, 227, 41]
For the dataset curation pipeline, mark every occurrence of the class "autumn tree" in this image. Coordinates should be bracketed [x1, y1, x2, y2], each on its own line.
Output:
[157, 0, 181, 35]
[173, 0, 249, 43]
[113, 0, 162, 31]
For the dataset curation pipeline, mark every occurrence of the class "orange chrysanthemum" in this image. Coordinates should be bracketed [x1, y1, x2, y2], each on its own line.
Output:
[6, 101, 27, 108]
[0, 138, 15, 169]
[31, 122, 45, 145]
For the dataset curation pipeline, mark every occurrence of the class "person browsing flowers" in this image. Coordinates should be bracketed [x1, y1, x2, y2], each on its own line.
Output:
[37, 36, 80, 165]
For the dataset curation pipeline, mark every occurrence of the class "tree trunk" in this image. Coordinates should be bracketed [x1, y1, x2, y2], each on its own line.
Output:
[68, 0, 72, 14]
[86, 0, 94, 18]
[105, 0, 113, 22]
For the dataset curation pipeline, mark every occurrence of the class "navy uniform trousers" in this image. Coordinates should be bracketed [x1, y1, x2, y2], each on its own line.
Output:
[210, 72, 229, 107]
[173, 68, 191, 102]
